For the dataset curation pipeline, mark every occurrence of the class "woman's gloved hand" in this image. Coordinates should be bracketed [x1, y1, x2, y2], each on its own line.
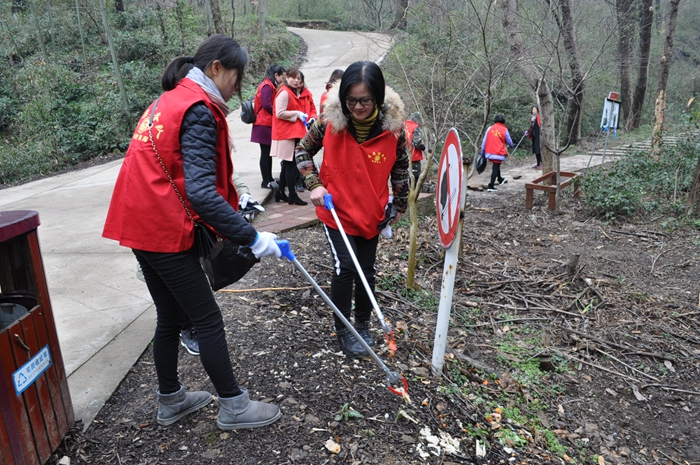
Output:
[250, 232, 281, 258]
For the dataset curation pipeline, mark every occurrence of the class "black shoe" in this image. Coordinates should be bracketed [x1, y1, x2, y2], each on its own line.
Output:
[295, 180, 305, 192]
[355, 320, 375, 348]
[498, 178, 508, 185]
[288, 196, 308, 206]
[336, 327, 369, 358]
[275, 190, 288, 203]
[486, 185, 497, 192]
[261, 181, 279, 189]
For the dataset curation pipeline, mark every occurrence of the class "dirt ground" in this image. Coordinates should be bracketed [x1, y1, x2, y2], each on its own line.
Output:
[51, 175, 700, 465]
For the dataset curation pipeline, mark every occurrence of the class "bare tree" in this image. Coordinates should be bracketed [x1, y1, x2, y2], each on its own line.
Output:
[548, 0, 585, 144]
[392, 0, 408, 30]
[210, 0, 225, 34]
[651, 0, 682, 153]
[627, 0, 654, 130]
[501, 0, 555, 174]
[99, 0, 131, 130]
[616, 0, 635, 126]
[686, 154, 700, 215]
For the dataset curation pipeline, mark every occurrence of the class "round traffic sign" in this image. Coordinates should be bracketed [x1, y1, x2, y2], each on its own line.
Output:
[435, 128, 463, 248]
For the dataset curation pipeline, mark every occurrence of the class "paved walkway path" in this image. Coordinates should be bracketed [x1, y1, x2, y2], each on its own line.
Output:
[0, 28, 392, 430]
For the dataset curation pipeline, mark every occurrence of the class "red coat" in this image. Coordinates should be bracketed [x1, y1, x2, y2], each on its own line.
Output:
[103, 78, 238, 253]
[253, 77, 275, 128]
[298, 86, 317, 120]
[272, 86, 307, 141]
[317, 124, 398, 239]
[404, 120, 423, 162]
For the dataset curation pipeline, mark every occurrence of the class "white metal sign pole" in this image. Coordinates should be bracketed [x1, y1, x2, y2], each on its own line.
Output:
[431, 128, 466, 377]
[431, 220, 463, 376]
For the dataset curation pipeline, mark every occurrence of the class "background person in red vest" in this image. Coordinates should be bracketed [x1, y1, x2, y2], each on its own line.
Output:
[526, 105, 541, 169]
[271, 67, 308, 205]
[103, 35, 282, 431]
[319, 69, 344, 114]
[404, 111, 426, 182]
[294, 71, 317, 193]
[295, 61, 409, 358]
[481, 114, 514, 192]
[251, 64, 286, 189]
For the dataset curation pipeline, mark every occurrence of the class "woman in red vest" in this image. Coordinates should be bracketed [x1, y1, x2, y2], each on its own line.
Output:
[251, 64, 286, 189]
[103, 35, 282, 431]
[295, 61, 409, 358]
[319, 69, 344, 114]
[527, 105, 542, 169]
[481, 114, 515, 192]
[404, 111, 426, 182]
[271, 67, 308, 205]
[293, 71, 317, 192]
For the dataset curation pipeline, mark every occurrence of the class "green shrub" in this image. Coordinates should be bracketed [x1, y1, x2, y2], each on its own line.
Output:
[582, 138, 699, 221]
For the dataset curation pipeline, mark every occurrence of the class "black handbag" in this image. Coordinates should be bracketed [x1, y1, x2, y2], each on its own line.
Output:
[476, 153, 487, 174]
[148, 98, 260, 291]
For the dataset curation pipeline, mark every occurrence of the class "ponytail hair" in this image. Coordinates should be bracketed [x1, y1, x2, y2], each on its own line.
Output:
[161, 34, 249, 92]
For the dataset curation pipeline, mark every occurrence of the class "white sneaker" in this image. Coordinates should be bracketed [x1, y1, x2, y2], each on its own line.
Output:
[498, 178, 508, 185]
[487, 186, 498, 192]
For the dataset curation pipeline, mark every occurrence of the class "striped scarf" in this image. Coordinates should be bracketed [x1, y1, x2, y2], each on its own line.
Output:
[349, 107, 379, 143]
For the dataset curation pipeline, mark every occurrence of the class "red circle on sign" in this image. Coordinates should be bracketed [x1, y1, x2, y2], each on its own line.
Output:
[435, 128, 463, 248]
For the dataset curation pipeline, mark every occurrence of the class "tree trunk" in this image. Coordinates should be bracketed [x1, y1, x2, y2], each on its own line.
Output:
[230, 0, 236, 38]
[392, 0, 409, 30]
[501, 0, 555, 174]
[74, 0, 88, 72]
[686, 155, 700, 215]
[616, 0, 635, 126]
[651, 0, 681, 153]
[258, 0, 266, 41]
[209, 0, 225, 34]
[627, 0, 654, 130]
[176, 0, 185, 55]
[28, 0, 47, 61]
[99, 0, 131, 130]
[115, 0, 124, 12]
[558, 0, 584, 145]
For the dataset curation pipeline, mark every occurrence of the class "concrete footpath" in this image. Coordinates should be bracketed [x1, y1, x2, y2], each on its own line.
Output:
[0, 28, 392, 430]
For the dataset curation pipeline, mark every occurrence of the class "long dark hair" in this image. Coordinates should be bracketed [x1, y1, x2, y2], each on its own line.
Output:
[161, 34, 249, 94]
[265, 64, 286, 87]
[338, 61, 385, 117]
[326, 69, 344, 91]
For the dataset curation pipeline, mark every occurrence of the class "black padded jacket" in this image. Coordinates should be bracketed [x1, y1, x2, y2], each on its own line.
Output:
[181, 102, 258, 246]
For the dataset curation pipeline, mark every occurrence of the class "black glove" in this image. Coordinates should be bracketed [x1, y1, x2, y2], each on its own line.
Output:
[378, 203, 398, 230]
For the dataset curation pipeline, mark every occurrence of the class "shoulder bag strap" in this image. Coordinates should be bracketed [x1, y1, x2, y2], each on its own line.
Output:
[147, 98, 195, 224]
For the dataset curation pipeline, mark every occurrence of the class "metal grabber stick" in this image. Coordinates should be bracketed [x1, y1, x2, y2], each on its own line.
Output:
[275, 239, 409, 400]
[512, 132, 527, 154]
[322, 194, 398, 353]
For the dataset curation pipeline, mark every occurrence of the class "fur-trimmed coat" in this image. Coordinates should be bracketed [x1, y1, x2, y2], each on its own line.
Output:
[294, 84, 409, 214]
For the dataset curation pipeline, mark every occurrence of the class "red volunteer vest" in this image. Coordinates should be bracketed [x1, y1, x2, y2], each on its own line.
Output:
[253, 77, 275, 128]
[484, 122, 509, 155]
[103, 78, 238, 253]
[318, 125, 398, 239]
[299, 86, 318, 120]
[404, 120, 424, 162]
[271, 86, 307, 141]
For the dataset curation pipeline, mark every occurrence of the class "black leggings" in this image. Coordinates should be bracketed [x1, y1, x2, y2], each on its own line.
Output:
[133, 248, 241, 397]
[259, 144, 273, 185]
[323, 225, 379, 329]
[279, 160, 300, 198]
[489, 162, 502, 187]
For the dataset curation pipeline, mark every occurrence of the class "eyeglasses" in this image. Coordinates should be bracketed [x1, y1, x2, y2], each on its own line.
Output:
[345, 97, 374, 108]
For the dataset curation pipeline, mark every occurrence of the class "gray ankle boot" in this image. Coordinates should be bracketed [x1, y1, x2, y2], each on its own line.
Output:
[157, 383, 212, 426]
[217, 388, 281, 430]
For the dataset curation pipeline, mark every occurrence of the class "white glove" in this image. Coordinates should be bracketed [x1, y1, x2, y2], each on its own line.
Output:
[250, 232, 281, 258]
[380, 225, 392, 239]
[239, 193, 253, 209]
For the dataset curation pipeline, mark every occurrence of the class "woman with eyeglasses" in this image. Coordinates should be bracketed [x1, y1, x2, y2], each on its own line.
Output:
[295, 61, 409, 358]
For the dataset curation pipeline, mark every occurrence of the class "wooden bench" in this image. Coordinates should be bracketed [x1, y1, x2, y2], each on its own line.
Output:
[525, 171, 580, 210]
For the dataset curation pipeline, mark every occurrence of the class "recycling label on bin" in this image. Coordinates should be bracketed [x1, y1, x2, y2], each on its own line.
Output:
[13, 345, 52, 396]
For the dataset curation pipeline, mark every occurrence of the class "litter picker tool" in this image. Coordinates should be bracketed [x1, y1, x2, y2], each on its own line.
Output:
[276, 239, 409, 401]
[323, 194, 398, 354]
[512, 132, 527, 154]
